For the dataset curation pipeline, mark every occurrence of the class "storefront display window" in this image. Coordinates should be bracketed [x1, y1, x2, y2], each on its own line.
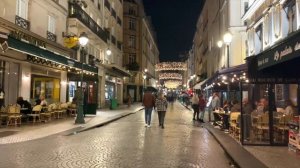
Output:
[31, 75, 60, 103]
[241, 83, 298, 145]
[105, 82, 115, 100]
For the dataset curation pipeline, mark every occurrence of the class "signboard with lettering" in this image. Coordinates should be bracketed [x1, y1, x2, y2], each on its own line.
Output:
[257, 30, 300, 70]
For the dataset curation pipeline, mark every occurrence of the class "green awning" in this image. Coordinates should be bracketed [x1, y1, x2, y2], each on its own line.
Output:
[8, 37, 98, 73]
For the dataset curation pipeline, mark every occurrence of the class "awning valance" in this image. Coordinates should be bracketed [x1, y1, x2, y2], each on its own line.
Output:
[102, 64, 131, 77]
[8, 37, 97, 73]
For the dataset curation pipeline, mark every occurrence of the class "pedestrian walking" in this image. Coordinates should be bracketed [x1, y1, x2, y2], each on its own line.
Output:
[199, 94, 206, 123]
[191, 94, 199, 121]
[127, 94, 132, 107]
[143, 89, 156, 127]
[155, 92, 168, 129]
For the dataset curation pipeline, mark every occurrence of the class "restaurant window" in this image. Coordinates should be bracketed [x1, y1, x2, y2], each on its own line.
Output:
[31, 75, 60, 103]
[48, 15, 56, 34]
[254, 24, 263, 54]
[284, 2, 297, 34]
[129, 35, 136, 48]
[129, 53, 136, 64]
[129, 7, 136, 15]
[16, 0, 28, 19]
[273, 4, 282, 39]
[129, 18, 136, 30]
[241, 83, 298, 145]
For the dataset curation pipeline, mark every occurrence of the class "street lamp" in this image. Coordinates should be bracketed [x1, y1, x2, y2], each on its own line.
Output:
[143, 74, 147, 93]
[217, 40, 223, 48]
[75, 32, 89, 124]
[106, 48, 112, 56]
[144, 69, 148, 73]
[223, 32, 232, 68]
[223, 32, 232, 100]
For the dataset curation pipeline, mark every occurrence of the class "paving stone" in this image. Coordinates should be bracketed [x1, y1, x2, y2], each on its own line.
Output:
[0, 102, 231, 168]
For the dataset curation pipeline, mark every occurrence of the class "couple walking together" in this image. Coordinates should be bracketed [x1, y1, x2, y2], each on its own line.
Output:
[191, 94, 206, 122]
[143, 90, 168, 129]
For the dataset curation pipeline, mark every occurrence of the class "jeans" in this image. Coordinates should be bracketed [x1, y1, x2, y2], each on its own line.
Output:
[192, 104, 199, 119]
[200, 109, 205, 120]
[145, 107, 153, 125]
[158, 111, 166, 126]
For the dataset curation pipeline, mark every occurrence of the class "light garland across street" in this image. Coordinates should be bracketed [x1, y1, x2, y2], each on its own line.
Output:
[164, 80, 182, 88]
[155, 62, 187, 71]
[159, 73, 182, 80]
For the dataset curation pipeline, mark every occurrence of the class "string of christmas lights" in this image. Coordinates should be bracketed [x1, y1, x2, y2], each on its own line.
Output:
[155, 62, 187, 71]
[164, 80, 182, 88]
[159, 73, 182, 80]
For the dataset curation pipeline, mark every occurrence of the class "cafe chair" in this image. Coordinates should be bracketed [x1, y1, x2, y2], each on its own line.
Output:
[274, 114, 291, 142]
[28, 105, 42, 124]
[40, 106, 51, 122]
[48, 103, 57, 119]
[229, 112, 241, 141]
[256, 113, 269, 141]
[7, 104, 22, 126]
[68, 103, 77, 116]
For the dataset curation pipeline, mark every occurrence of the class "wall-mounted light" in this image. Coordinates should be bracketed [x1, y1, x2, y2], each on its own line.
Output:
[106, 49, 112, 56]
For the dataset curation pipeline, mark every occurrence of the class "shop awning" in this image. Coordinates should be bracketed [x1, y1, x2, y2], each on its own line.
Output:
[8, 37, 98, 73]
[102, 64, 131, 77]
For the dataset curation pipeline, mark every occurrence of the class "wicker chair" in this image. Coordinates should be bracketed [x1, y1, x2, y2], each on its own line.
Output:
[28, 105, 42, 124]
[7, 104, 22, 126]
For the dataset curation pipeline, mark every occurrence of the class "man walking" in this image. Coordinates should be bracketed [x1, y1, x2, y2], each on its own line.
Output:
[143, 89, 155, 127]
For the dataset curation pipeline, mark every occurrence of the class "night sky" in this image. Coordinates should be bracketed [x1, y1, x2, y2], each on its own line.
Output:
[143, 0, 204, 62]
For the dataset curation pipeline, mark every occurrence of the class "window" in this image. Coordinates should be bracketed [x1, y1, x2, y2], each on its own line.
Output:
[287, 3, 297, 33]
[129, 18, 136, 30]
[129, 7, 136, 15]
[16, 0, 28, 19]
[48, 15, 56, 34]
[129, 53, 136, 63]
[255, 24, 263, 54]
[129, 35, 136, 48]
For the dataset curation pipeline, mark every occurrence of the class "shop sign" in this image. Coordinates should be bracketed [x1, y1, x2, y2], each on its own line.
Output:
[257, 31, 300, 70]
[10, 31, 46, 48]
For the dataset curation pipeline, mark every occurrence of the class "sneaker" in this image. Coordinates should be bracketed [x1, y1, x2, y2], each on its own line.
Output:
[145, 124, 148, 127]
[161, 125, 164, 129]
[147, 125, 151, 128]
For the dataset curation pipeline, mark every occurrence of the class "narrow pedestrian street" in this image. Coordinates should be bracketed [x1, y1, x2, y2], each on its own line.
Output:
[0, 102, 231, 168]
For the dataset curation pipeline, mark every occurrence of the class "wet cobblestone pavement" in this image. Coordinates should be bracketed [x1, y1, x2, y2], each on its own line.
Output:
[0, 102, 230, 168]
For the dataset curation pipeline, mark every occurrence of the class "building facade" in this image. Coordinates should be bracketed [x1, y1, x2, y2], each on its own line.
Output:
[0, 0, 75, 107]
[193, 0, 247, 79]
[241, 0, 300, 146]
[123, 0, 159, 102]
[0, 0, 127, 111]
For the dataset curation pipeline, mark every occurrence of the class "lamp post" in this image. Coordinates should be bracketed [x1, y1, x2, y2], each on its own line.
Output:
[223, 32, 232, 100]
[223, 32, 232, 68]
[75, 32, 89, 124]
[143, 74, 147, 94]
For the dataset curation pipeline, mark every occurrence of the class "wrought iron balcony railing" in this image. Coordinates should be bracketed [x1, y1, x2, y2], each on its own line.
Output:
[111, 35, 116, 45]
[117, 41, 122, 50]
[104, 0, 111, 10]
[117, 16, 122, 26]
[15, 15, 30, 30]
[69, 3, 108, 42]
[111, 8, 117, 19]
[47, 31, 57, 42]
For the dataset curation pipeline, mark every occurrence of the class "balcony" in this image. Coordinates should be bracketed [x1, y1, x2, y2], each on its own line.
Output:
[111, 8, 117, 19]
[117, 41, 122, 50]
[15, 15, 30, 30]
[68, 3, 108, 42]
[117, 17, 122, 26]
[111, 35, 116, 45]
[47, 31, 57, 42]
[104, 0, 111, 10]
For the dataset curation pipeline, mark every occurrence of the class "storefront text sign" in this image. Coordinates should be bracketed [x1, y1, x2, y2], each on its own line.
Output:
[10, 31, 46, 48]
[257, 31, 300, 70]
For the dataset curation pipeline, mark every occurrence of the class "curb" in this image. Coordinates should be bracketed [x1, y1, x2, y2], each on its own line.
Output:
[204, 124, 267, 168]
[65, 107, 144, 135]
